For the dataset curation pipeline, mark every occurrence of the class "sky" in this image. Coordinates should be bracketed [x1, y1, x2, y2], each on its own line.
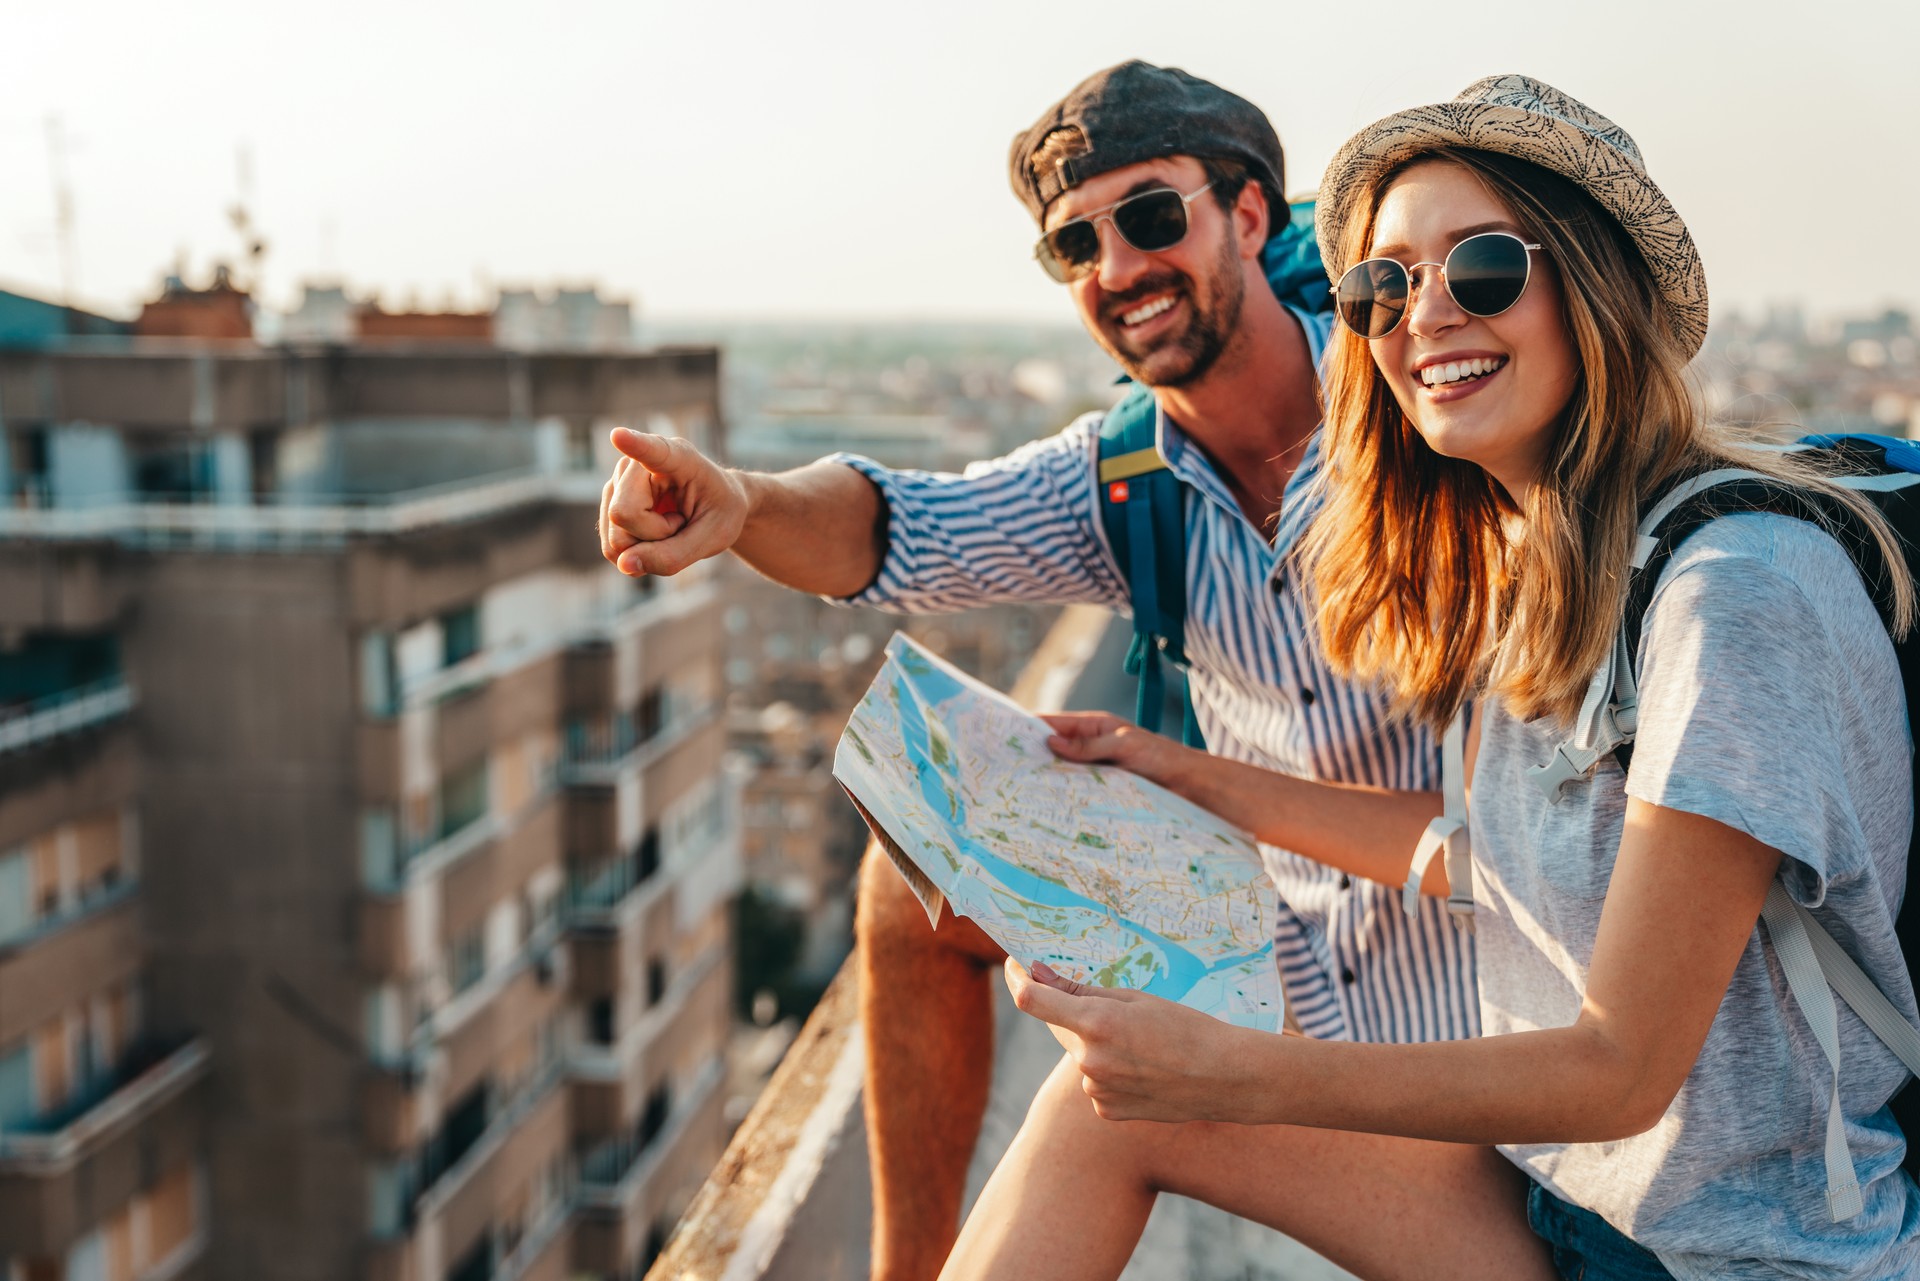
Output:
[2, 0, 1915, 326]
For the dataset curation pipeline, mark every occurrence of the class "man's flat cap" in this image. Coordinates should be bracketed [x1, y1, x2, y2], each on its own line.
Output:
[1009, 60, 1285, 223]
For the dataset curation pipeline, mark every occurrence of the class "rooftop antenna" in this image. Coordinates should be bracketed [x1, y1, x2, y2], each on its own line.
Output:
[229, 143, 268, 296]
[45, 115, 77, 322]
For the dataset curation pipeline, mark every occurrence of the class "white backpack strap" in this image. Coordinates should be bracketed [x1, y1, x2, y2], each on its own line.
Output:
[1404, 712, 1473, 931]
[1629, 467, 1770, 568]
[1526, 471, 1770, 803]
[1528, 625, 1640, 801]
[1796, 900, 1920, 1076]
[1760, 883, 1865, 1221]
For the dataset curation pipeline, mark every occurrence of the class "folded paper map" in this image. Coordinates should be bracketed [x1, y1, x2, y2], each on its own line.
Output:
[833, 633, 1282, 1030]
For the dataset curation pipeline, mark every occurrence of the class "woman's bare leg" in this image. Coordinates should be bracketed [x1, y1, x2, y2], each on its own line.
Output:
[940, 1055, 1555, 1281]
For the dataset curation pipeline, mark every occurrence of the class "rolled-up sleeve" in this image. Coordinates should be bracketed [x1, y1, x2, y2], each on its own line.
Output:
[824, 414, 1130, 614]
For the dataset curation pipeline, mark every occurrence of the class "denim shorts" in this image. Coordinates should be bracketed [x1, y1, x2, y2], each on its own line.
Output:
[1526, 1182, 1676, 1281]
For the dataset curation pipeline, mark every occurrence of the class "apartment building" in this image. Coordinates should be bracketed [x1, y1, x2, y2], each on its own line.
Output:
[0, 323, 739, 1281]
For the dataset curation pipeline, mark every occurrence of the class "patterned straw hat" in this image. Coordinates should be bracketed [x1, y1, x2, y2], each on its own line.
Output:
[1315, 75, 1709, 356]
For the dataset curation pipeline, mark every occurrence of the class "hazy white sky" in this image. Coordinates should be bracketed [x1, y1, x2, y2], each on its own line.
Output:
[2, 0, 1914, 325]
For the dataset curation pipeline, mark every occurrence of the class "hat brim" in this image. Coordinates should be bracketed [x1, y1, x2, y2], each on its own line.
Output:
[1315, 100, 1708, 357]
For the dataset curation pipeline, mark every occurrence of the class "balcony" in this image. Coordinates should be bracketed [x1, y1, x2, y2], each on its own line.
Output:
[570, 942, 727, 1086]
[559, 699, 718, 791]
[644, 608, 1357, 1281]
[0, 883, 142, 1043]
[0, 1035, 211, 1258]
[577, 1058, 725, 1210]
[0, 677, 134, 756]
[567, 831, 663, 924]
[371, 1064, 569, 1263]
[0, 1035, 208, 1169]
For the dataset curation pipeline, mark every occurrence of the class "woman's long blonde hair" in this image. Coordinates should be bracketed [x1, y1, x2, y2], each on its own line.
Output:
[1300, 147, 1913, 730]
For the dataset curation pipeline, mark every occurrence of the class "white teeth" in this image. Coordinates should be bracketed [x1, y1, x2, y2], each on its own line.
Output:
[1420, 356, 1506, 387]
[1121, 296, 1175, 325]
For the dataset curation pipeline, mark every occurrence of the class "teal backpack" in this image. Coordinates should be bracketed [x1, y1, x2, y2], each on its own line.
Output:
[1094, 200, 1332, 748]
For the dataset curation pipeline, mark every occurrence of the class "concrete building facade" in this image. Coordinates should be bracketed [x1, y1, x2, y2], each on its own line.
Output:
[0, 336, 739, 1281]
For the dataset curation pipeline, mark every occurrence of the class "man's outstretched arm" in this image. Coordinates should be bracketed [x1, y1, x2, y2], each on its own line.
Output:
[599, 428, 887, 598]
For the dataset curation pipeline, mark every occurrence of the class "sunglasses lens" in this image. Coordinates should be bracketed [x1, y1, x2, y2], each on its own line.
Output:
[1037, 221, 1101, 282]
[1111, 189, 1191, 253]
[1445, 233, 1531, 317]
[1336, 259, 1409, 339]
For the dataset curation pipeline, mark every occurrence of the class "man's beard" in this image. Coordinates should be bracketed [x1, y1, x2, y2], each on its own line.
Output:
[1097, 235, 1248, 389]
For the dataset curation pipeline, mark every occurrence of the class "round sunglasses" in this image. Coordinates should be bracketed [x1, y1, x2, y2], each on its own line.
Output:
[1333, 231, 1543, 338]
[1033, 181, 1215, 284]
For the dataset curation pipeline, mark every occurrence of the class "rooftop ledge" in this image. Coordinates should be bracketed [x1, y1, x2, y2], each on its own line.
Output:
[645, 606, 1360, 1281]
[0, 1034, 209, 1172]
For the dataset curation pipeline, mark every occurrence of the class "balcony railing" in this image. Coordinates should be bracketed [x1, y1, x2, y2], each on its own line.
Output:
[0, 877, 138, 954]
[571, 943, 726, 1083]
[0, 676, 133, 755]
[560, 700, 719, 788]
[567, 832, 663, 920]
[374, 1060, 567, 1240]
[577, 1057, 725, 1210]
[0, 470, 607, 549]
[0, 1033, 208, 1169]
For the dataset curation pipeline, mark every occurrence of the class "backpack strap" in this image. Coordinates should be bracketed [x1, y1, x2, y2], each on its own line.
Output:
[1096, 392, 1204, 748]
[1402, 710, 1474, 930]
[1551, 456, 1920, 1219]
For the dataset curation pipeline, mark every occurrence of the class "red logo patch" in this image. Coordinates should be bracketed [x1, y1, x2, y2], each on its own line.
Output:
[1108, 481, 1130, 504]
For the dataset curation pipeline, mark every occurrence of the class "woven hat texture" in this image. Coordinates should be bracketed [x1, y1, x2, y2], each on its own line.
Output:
[1315, 75, 1709, 355]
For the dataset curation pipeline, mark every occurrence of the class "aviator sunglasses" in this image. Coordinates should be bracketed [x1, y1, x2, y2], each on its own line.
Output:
[1333, 231, 1543, 338]
[1034, 181, 1214, 284]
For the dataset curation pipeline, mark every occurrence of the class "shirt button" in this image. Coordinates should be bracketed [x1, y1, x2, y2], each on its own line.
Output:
[1341, 968, 1356, 985]
[1269, 577, 1284, 595]
[1338, 874, 1351, 890]
[1300, 687, 1316, 706]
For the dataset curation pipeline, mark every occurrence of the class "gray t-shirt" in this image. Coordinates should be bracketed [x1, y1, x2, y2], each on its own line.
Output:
[1472, 513, 1920, 1280]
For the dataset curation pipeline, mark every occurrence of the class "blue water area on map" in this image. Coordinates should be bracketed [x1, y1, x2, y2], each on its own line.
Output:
[888, 658, 1268, 1005]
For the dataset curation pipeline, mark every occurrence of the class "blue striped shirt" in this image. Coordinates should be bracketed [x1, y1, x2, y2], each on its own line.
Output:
[827, 311, 1478, 1045]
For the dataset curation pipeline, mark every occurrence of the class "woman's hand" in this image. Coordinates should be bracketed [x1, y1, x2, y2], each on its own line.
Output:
[1004, 957, 1260, 1124]
[1041, 711, 1198, 794]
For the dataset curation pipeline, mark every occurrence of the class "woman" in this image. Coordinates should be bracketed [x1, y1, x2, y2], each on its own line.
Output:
[937, 77, 1920, 1281]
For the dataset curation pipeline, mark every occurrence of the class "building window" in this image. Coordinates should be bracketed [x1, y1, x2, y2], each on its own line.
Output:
[587, 998, 615, 1046]
[360, 810, 400, 889]
[441, 605, 481, 668]
[360, 632, 399, 717]
[447, 928, 486, 996]
[636, 686, 665, 743]
[0, 845, 29, 942]
[639, 1080, 671, 1149]
[636, 829, 660, 884]
[645, 958, 667, 1008]
[438, 760, 489, 839]
[0, 1039, 33, 1130]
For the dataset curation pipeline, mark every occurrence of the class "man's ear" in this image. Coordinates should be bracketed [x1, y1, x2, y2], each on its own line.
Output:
[1234, 182, 1271, 261]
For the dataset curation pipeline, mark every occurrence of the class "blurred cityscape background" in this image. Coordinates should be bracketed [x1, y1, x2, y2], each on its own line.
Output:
[4, 5, 1918, 1280]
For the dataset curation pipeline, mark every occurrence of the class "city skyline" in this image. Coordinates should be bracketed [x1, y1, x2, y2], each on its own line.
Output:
[3, 0, 1916, 324]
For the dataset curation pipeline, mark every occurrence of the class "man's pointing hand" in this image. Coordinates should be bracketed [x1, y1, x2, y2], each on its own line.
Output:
[599, 428, 747, 577]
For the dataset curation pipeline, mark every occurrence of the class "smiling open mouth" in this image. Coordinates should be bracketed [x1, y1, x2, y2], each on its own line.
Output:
[1119, 295, 1177, 327]
[1419, 356, 1508, 388]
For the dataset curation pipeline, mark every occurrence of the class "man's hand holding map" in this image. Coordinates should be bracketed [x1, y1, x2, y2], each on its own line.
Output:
[834, 633, 1283, 1031]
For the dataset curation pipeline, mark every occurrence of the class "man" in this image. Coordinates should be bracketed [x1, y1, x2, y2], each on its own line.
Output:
[599, 61, 1479, 1281]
